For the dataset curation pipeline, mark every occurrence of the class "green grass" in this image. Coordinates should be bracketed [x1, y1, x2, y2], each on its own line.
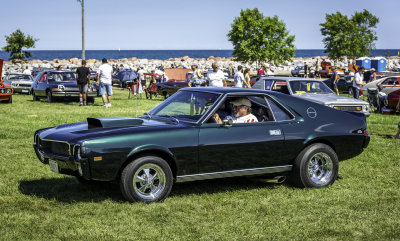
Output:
[1, 88, 400, 240]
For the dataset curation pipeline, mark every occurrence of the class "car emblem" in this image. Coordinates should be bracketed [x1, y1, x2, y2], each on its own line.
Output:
[306, 107, 317, 118]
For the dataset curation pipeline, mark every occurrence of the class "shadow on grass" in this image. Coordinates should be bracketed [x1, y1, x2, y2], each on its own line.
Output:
[18, 176, 283, 203]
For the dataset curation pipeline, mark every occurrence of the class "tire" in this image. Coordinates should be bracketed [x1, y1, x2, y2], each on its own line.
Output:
[120, 155, 173, 203]
[7, 95, 12, 104]
[88, 97, 94, 104]
[32, 91, 38, 101]
[290, 143, 338, 188]
[47, 91, 53, 103]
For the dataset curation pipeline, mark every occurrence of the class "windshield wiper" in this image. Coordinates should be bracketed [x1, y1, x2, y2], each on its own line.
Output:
[157, 115, 180, 124]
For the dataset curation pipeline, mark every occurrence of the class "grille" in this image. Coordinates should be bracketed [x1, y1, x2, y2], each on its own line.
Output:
[39, 139, 70, 157]
[333, 106, 362, 112]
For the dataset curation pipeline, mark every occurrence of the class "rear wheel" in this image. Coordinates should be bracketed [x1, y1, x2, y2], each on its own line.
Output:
[47, 91, 53, 103]
[290, 143, 338, 188]
[120, 155, 173, 203]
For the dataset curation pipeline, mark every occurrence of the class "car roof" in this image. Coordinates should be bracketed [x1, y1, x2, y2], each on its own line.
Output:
[180, 87, 287, 97]
[260, 76, 322, 82]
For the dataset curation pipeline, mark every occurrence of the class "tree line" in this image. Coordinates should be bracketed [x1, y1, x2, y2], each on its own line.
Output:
[2, 8, 379, 65]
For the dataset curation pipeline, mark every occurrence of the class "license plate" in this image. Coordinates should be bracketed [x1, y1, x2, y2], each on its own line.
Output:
[49, 159, 59, 173]
[22, 89, 28, 93]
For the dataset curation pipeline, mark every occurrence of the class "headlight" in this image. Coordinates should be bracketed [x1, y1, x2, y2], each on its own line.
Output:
[7, 89, 12, 93]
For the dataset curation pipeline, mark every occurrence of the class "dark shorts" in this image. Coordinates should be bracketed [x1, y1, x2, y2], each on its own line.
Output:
[141, 79, 146, 87]
[78, 83, 88, 93]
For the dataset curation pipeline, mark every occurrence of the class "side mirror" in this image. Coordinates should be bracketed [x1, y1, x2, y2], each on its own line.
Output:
[223, 118, 233, 126]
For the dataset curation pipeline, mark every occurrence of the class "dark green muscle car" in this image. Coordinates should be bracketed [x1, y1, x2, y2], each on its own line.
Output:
[34, 87, 370, 202]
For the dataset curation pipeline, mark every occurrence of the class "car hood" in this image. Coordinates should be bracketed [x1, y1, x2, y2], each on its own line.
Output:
[294, 93, 368, 105]
[37, 117, 185, 144]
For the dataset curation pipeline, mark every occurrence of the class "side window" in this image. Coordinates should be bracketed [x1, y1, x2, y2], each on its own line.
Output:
[266, 97, 293, 121]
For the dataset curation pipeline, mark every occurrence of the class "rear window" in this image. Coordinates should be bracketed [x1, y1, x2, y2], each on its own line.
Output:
[266, 97, 293, 121]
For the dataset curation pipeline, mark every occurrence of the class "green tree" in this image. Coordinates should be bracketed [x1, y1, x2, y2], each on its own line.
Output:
[227, 8, 295, 66]
[320, 9, 379, 62]
[2, 29, 38, 63]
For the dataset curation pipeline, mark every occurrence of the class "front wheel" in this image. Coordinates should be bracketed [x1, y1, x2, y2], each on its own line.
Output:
[120, 156, 173, 203]
[47, 91, 53, 103]
[32, 91, 39, 101]
[290, 143, 338, 188]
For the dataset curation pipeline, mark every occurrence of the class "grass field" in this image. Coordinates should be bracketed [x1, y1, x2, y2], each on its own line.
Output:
[1, 88, 400, 240]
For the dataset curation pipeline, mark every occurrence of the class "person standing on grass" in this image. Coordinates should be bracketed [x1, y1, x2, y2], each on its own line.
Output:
[96, 58, 113, 107]
[76, 60, 91, 106]
[233, 65, 245, 88]
[353, 66, 365, 99]
[243, 68, 252, 88]
[206, 62, 227, 87]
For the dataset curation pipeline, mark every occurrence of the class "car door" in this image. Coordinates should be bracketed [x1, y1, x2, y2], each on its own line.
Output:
[381, 77, 400, 94]
[198, 95, 287, 173]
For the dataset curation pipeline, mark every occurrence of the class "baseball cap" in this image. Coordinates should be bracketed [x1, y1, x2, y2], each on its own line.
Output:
[230, 98, 251, 107]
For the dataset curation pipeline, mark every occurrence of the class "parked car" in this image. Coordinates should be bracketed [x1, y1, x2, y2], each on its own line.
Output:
[387, 89, 400, 110]
[0, 59, 13, 103]
[252, 77, 370, 116]
[291, 66, 305, 77]
[362, 76, 400, 96]
[31, 70, 98, 103]
[33, 87, 370, 203]
[4, 73, 34, 94]
[323, 75, 355, 95]
[319, 61, 344, 78]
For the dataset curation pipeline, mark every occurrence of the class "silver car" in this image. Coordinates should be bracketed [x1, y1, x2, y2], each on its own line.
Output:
[5, 73, 34, 94]
[252, 77, 370, 116]
[291, 66, 305, 77]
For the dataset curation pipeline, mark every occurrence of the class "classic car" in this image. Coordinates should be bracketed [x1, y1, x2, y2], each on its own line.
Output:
[4, 73, 34, 94]
[387, 89, 400, 111]
[319, 61, 344, 78]
[291, 66, 305, 77]
[33, 87, 370, 203]
[362, 76, 400, 96]
[0, 59, 13, 103]
[252, 77, 370, 116]
[31, 70, 98, 103]
[323, 75, 355, 95]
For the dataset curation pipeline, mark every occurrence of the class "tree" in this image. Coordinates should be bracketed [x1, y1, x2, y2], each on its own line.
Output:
[2, 29, 38, 63]
[227, 8, 295, 66]
[320, 9, 379, 62]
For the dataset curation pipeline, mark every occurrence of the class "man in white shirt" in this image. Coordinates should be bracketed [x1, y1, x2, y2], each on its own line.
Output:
[207, 62, 227, 87]
[233, 66, 245, 88]
[353, 66, 365, 99]
[137, 67, 146, 88]
[96, 58, 113, 107]
[23, 66, 31, 75]
[213, 98, 258, 124]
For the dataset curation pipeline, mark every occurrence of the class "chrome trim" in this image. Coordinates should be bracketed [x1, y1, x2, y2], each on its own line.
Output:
[176, 165, 292, 183]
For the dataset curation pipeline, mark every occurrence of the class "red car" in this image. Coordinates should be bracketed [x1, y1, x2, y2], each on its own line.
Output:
[0, 59, 13, 103]
[387, 89, 400, 111]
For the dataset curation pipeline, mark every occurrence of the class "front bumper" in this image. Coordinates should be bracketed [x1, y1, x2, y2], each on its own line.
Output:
[13, 86, 31, 93]
[52, 91, 97, 97]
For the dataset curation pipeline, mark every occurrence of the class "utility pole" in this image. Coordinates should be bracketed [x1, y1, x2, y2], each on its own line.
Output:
[77, 0, 85, 60]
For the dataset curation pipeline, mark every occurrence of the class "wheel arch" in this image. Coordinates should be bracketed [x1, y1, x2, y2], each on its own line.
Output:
[117, 145, 178, 180]
[302, 138, 336, 155]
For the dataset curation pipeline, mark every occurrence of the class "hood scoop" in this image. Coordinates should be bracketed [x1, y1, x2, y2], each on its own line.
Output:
[87, 117, 144, 129]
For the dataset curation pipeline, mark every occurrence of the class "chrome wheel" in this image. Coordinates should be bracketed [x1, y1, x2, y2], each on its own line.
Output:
[307, 152, 333, 185]
[133, 163, 166, 201]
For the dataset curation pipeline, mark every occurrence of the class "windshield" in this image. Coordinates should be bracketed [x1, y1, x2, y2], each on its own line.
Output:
[146, 91, 221, 122]
[47, 72, 76, 82]
[8, 74, 33, 81]
[289, 80, 333, 94]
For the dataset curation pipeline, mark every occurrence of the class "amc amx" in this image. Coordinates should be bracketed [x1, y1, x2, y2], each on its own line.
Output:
[34, 88, 370, 202]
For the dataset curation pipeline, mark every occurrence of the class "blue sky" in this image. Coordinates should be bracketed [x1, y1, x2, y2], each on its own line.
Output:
[0, 0, 399, 50]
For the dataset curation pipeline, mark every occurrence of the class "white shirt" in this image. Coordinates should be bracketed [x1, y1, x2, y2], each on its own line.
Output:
[138, 69, 145, 81]
[354, 72, 364, 89]
[233, 114, 258, 123]
[233, 71, 245, 88]
[97, 63, 113, 84]
[23, 69, 31, 75]
[207, 70, 225, 87]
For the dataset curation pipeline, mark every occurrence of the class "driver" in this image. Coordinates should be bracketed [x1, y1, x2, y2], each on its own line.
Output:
[213, 98, 258, 124]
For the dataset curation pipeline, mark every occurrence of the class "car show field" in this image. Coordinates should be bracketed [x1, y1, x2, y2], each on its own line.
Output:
[1, 89, 399, 240]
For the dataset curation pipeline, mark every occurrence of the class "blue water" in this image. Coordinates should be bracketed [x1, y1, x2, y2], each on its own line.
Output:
[0, 49, 399, 61]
